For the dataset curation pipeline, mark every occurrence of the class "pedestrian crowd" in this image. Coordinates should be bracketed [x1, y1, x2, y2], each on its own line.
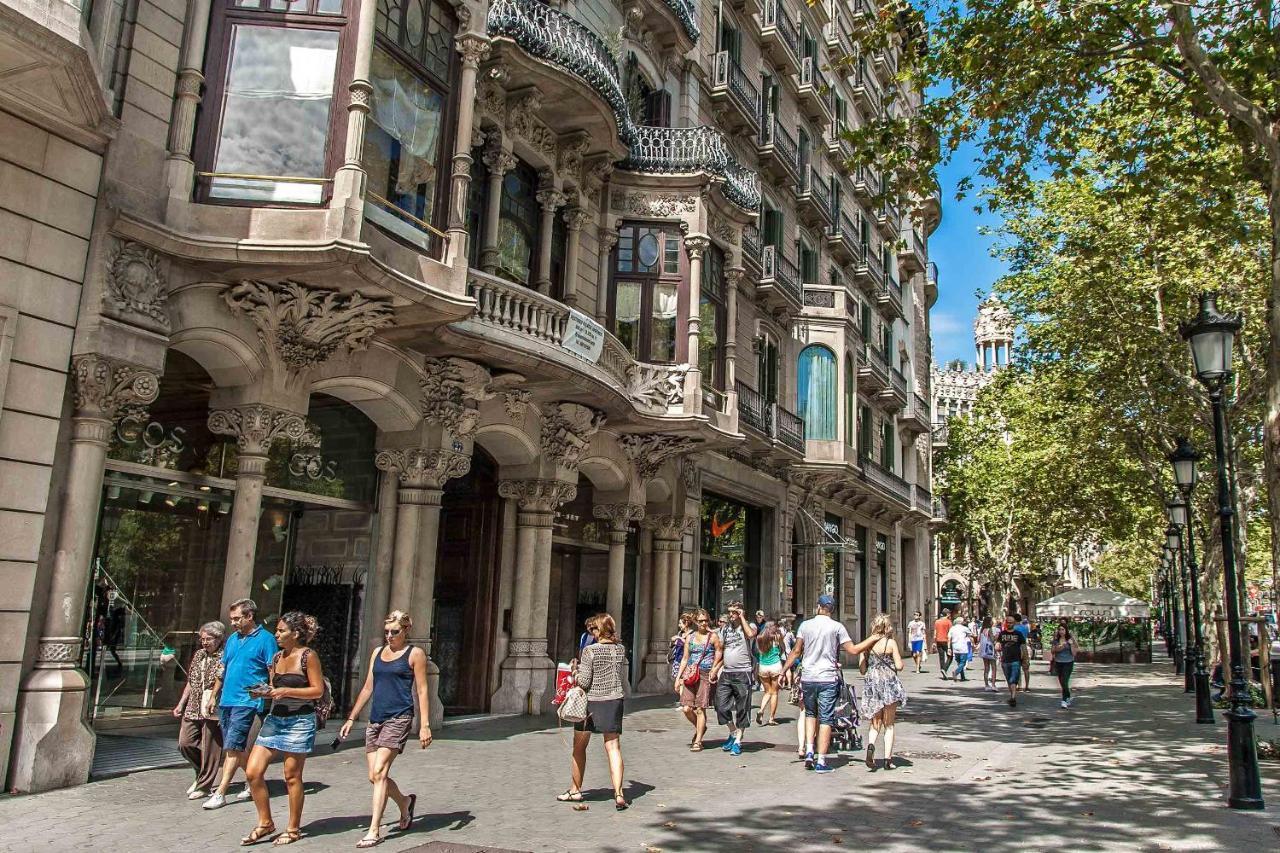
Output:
[920, 607, 1077, 709]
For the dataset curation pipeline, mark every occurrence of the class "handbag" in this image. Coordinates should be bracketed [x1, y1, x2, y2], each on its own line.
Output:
[683, 638, 713, 688]
[557, 685, 589, 723]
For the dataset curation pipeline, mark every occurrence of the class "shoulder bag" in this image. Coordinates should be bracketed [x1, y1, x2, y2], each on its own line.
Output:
[683, 637, 713, 688]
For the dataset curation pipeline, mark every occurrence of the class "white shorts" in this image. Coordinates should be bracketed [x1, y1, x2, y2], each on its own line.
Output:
[758, 662, 784, 678]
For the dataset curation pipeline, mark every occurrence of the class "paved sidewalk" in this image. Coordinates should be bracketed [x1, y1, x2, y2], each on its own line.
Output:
[1, 659, 1277, 852]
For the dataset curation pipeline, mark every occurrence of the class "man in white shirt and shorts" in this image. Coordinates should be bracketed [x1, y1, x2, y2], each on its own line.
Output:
[907, 611, 927, 673]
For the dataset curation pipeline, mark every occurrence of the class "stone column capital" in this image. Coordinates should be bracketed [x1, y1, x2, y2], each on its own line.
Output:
[455, 34, 491, 69]
[375, 447, 471, 489]
[593, 503, 645, 533]
[562, 206, 589, 231]
[71, 354, 160, 421]
[684, 234, 711, 259]
[643, 514, 696, 542]
[498, 478, 577, 513]
[208, 404, 317, 458]
[482, 138, 517, 174]
[536, 187, 566, 213]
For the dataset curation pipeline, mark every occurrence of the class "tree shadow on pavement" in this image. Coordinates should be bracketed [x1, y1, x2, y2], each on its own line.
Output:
[302, 809, 475, 841]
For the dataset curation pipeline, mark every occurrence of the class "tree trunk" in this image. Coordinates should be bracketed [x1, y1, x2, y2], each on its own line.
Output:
[1268, 188, 1280, 620]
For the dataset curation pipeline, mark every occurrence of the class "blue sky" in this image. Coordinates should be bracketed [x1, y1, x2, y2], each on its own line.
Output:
[927, 143, 1010, 368]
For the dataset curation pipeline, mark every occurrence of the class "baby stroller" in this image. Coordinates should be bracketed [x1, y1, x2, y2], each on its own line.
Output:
[830, 675, 863, 753]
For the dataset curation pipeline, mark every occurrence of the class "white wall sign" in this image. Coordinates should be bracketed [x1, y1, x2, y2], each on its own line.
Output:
[562, 310, 605, 363]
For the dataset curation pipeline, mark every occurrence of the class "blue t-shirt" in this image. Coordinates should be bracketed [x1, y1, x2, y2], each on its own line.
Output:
[220, 624, 278, 709]
[1014, 623, 1030, 639]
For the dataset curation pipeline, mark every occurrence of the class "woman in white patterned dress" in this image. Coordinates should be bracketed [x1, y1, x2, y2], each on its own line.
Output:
[858, 612, 907, 771]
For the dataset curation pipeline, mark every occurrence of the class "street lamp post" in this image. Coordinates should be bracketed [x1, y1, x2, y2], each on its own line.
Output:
[1167, 522, 1194, 692]
[1180, 291, 1263, 810]
[1163, 543, 1184, 676]
[1169, 442, 1215, 724]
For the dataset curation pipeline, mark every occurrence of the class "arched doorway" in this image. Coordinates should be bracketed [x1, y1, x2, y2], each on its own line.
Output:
[434, 448, 502, 715]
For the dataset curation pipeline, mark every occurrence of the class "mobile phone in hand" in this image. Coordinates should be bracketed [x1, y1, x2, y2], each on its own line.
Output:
[330, 733, 344, 751]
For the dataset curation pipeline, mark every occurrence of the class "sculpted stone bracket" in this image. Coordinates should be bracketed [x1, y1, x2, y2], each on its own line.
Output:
[374, 447, 472, 490]
[619, 433, 697, 482]
[540, 402, 605, 471]
[224, 280, 395, 383]
[207, 404, 318, 458]
[72, 354, 160, 421]
[104, 240, 169, 333]
[421, 356, 524, 439]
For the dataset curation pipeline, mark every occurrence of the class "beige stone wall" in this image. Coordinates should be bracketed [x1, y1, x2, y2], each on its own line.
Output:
[0, 107, 103, 781]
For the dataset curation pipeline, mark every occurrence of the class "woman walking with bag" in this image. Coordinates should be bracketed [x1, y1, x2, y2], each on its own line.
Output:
[673, 608, 721, 751]
[754, 621, 784, 726]
[859, 613, 907, 771]
[978, 617, 998, 692]
[241, 612, 325, 846]
[1052, 623, 1077, 708]
[174, 621, 226, 800]
[558, 613, 630, 809]
[669, 613, 692, 687]
[340, 610, 431, 848]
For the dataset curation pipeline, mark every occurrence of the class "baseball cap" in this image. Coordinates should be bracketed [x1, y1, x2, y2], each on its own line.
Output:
[817, 594, 836, 610]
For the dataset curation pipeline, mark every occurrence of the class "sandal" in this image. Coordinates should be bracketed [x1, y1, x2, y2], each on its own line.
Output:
[273, 830, 302, 846]
[690, 743, 703, 752]
[556, 790, 584, 802]
[355, 835, 384, 848]
[397, 793, 417, 831]
[241, 825, 276, 846]
[614, 794, 629, 811]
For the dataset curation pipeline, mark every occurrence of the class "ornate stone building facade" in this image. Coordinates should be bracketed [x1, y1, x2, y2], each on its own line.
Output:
[0, 0, 937, 789]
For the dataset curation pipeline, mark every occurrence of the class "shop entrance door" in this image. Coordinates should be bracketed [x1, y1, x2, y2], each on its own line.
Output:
[433, 451, 501, 715]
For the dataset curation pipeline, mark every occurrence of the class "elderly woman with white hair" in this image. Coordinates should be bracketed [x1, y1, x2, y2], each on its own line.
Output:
[173, 620, 227, 800]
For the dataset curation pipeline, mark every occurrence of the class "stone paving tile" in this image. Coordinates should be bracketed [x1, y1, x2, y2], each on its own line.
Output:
[0, 661, 1277, 852]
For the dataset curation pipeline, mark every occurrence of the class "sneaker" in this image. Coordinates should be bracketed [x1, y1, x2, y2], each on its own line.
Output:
[813, 762, 835, 774]
[187, 789, 207, 801]
[804, 752, 815, 770]
[721, 736, 736, 752]
[202, 793, 226, 810]
[186, 781, 199, 795]
[729, 740, 742, 757]
[1060, 700, 1068, 709]
[235, 787, 252, 802]
[1066, 697, 1074, 707]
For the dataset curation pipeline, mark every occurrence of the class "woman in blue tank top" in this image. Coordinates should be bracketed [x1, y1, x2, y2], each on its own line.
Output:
[341, 610, 432, 847]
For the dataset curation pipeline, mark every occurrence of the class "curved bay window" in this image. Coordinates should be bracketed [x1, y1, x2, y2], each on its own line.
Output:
[797, 344, 837, 440]
[700, 243, 727, 392]
[197, 0, 352, 204]
[364, 0, 456, 253]
[610, 222, 682, 363]
[497, 161, 540, 284]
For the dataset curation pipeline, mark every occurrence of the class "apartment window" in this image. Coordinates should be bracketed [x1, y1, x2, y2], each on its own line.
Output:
[881, 321, 892, 359]
[643, 89, 672, 126]
[466, 151, 488, 267]
[799, 238, 818, 284]
[700, 244, 728, 391]
[860, 213, 872, 252]
[844, 353, 855, 446]
[798, 345, 837, 440]
[762, 73, 780, 118]
[757, 336, 780, 404]
[718, 15, 742, 61]
[611, 222, 682, 363]
[880, 419, 895, 470]
[763, 207, 784, 248]
[857, 403, 872, 460]
[364, 0, 457, 249]
[831, 177, 841, 218]
[798, 128, 811, 177]
[496, 161, 540, 284]
[197, 0, 352, 204]
[860, 302, 872, 338]
[876, 533, 889, 611]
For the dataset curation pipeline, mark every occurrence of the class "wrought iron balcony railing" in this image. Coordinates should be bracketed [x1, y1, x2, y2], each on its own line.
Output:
[487, 0, 632, 143]
[759, 113, 801, 177]
[743, 224, 763, 272]
[890, 366, 907, 396]
[799, 56, 834, 116]
[914, 483, 933, 516]
[774, 402, 805, 453]
[761, 244, 803, 306]
[623, 125, 761, 210]
[713, 51, 760, 127]
[660, 0, 700, 42]
[863, 341, 889, 382]
[763, 0, 801, 65]
[737, 380, 770, 435]
[862, 457, 912, 505]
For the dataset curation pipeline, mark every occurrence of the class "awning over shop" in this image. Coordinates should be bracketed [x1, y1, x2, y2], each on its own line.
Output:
[1035, 587, 1151, 620]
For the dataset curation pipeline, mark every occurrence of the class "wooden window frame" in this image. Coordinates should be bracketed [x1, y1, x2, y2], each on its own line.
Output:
[609, 221, 686, 364]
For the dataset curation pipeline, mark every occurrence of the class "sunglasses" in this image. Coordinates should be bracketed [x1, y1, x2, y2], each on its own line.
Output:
[384, 628, 403, 636]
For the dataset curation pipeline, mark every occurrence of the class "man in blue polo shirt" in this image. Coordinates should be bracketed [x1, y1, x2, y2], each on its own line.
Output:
[203, 597, 277, 809]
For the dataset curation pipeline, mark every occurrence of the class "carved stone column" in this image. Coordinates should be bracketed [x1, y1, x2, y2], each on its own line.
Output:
[724, 268, 742, 390]
[163, 0, 213, 198]
[491, 478, 576, 714]
[596, 224, 620, 324]
[10, 355, 159, 793]
[447, 35, 491, 268]
[534, 179, 566, 295]
[374, 447, 470, 728]
[684, 235, 710, 407]
[208, 405, 317, 614]
[561, 206, 589, 306]
[480, 139, 516, 273]
[637, 514, 694, 693]
[593, 504, 644, 619]
[331, 0, 379, 221]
